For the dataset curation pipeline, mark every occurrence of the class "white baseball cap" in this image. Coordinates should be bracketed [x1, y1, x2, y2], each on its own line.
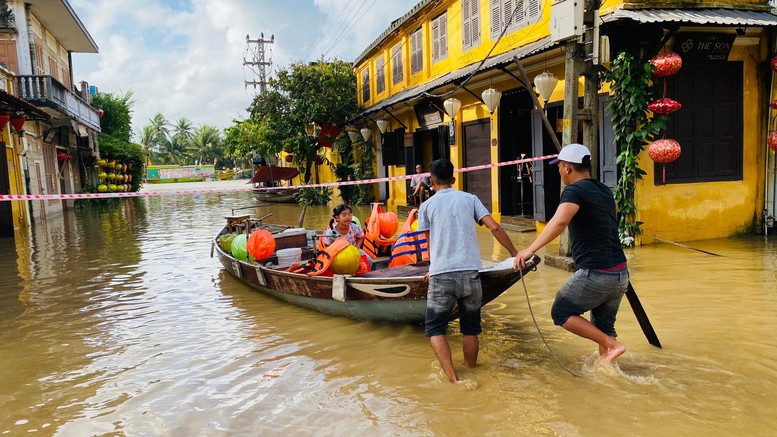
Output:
[549, 143, 591, 165]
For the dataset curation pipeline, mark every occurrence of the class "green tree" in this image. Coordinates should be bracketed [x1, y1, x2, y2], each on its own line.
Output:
[190, 124, 222, 165]
[138, 125, 156, 164]
[148, 113, 169, 149]
[90, 90, 145, 192]
[157, 135, 188, 165]
[238, 59, 358, 205]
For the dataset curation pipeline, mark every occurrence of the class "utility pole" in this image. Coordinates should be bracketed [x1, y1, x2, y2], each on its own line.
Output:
[550, 0, 602, 265]
[244, 33, 275, 93]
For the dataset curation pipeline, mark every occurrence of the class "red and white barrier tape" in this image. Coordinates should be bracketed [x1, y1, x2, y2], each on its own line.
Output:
[0, 154, 556, 201]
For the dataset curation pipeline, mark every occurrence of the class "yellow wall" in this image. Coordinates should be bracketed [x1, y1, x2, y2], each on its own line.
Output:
[636, 38, 765, 243]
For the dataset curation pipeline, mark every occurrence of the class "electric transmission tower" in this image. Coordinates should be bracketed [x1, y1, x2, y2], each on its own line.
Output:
[244, 33, 274, 93]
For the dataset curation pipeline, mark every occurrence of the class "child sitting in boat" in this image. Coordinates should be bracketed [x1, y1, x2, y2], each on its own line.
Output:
[322, 204, 371, 270]
[322, 204, 364, 248]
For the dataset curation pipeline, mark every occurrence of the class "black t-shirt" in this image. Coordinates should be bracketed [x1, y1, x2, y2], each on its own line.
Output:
[559, 178, 626, 269]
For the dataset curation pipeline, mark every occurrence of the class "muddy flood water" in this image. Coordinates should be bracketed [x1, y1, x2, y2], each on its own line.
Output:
[1, 180, 775, 436]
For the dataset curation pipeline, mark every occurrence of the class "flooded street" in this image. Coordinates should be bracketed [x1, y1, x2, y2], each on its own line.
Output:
[1, 180, 775, 436]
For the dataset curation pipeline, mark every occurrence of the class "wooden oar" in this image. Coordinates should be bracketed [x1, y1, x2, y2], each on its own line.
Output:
[625, 281, 662, 348]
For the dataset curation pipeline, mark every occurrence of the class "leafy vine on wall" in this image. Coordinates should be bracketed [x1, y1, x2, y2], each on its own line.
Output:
[604, 52, 667, 246]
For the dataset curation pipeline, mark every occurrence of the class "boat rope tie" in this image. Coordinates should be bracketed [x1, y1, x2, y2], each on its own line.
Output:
[518, 267, 581, 378]
[0, 154, 557, 201]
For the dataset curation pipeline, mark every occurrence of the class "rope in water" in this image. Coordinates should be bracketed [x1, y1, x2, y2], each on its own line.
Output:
[518, 266, 581, 377]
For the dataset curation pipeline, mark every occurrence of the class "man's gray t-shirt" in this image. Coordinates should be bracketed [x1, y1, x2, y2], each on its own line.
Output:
[417, 188, 490, 276]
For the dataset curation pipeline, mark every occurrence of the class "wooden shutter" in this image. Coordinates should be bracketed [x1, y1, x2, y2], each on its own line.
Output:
[470, 0, 480, 47]
[531, 110, 546, 221]
[490, 0, 501, 39]
[361, 68, 370, 103]
[0, 41, 18, 74]
[439, 14, 447, 60]
[411, 30, 422, 74]
[462, 0, 471, 49]
[376, 55, 385, 94]
[381, 132, 398, 166]
[396, 128, 406, 166]
[599, 96, 617, 189]
[432, 17, 440, 62]
[392, 44, 403, 84]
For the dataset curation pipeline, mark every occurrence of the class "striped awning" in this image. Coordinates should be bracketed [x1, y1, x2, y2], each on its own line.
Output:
[602, 8, 777, 26]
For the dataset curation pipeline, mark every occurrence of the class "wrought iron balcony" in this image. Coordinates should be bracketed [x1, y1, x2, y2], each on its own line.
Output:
[16, 75, 101, 132]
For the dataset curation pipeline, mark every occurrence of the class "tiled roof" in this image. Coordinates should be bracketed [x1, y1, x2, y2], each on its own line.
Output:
[601, 8, 777, 26]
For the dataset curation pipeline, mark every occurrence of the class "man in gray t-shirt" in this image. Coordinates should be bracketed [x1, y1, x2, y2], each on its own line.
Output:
[417, 159, 518, 383]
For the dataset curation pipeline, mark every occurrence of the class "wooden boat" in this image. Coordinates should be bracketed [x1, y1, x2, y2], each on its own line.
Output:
[249, 166, 301, 203]
[211, 223, 540, 324]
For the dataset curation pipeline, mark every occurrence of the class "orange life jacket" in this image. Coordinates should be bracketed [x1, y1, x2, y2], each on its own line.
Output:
[388, 209, 428, 267]
[290, 238, 351, 276]
[363, 203, 397, 259]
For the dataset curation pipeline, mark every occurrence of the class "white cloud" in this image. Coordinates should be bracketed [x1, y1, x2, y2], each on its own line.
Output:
[70, 0, 418, 136]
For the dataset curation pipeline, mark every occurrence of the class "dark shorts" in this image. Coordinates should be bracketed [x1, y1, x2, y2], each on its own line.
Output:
[424, 271, 482, 337]
[551, 268, 629, 337]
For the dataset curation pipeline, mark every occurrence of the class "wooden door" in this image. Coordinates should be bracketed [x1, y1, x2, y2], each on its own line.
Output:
[463, 119, 492, 211]
[0, 40, 18, 74]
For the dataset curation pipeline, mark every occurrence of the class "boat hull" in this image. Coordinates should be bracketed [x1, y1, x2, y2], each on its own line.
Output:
[252, 188, 299, 203]
[214, 230, 539, 324]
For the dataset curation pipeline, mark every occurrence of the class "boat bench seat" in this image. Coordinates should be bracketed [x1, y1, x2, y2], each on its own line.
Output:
[358, 260, 429, 278]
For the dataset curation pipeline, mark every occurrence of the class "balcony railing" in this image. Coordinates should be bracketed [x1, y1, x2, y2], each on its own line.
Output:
[17, 75, 101, 131]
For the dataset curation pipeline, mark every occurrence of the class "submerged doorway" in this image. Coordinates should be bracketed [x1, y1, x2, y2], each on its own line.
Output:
[498, 88, 534, 217]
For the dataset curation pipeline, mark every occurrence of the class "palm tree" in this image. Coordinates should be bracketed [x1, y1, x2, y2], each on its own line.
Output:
[190, 124, 222, 165]
[173, 117, 194, 148]
[148, 113, 169, 147]
[138, 125, 156, 165]
[157, 135, 188, 165]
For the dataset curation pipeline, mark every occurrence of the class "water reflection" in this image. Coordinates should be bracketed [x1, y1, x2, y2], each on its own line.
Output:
[0, 185, 775, 435]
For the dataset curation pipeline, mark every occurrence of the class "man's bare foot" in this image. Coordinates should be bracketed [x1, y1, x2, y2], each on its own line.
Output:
[601, 343, 626, 363]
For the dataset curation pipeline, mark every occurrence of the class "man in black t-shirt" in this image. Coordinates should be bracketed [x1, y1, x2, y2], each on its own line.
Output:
[514, 143, 629, 364]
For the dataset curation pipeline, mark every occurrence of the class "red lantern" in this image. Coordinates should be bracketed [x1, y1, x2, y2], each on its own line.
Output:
[770, 100, 777, 110]
[648, 97, 682, 115]
[0, 113, 9, 131]
[768, 131, 777, 152]
[10, 115, 25, 132]
[284, 154, 294, 163]
[650, 52, 682, 77]
[649, 139, 681, 184]
[246, 229, 276, 260]
[98, 108, 104, 118]
[57, 152, 68, 160]
[771, 56, 777, 73]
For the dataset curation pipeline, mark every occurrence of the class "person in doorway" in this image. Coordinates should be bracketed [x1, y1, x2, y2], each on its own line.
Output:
[417, 159, 519, 383]
[409, 164, 432, 206]
[513, 143, 628, 364]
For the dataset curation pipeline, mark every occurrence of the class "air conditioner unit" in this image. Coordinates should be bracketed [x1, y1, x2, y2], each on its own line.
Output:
[550, 0, 583, 43]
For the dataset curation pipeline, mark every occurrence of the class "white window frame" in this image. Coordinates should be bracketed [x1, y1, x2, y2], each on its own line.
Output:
[490, 0, 542, 40]
[410, 29, 423, 75]
[431, 12, 448, 63]
[461, 0, 481, 52]
[391, 43, 403, 84]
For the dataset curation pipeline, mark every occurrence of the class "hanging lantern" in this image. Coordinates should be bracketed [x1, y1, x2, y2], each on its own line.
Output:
[347, 130, 359, 142]
[10, 115, 26, 132]
[57, 152, 69, 161]
[284, 154, 294, 163]
[360, 126, 371, 142]
[771, 56, 777, 73]
[770, 100, 777, 110]
[482, 87, 502, 114]
[769, 131, 777, 152]
[533, 71, 558, 103]
[648, 139, 682, 184]
[0, 113, 9, 131]
[443, 97, 461, 120]
[376, 119, 389, 134]
[650, 52, 682, 77]
[98, 108, 104, 118]
[648, 97, 682, 115]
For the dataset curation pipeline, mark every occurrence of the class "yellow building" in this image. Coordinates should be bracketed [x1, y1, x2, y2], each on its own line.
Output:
[352, 0, 777, 243]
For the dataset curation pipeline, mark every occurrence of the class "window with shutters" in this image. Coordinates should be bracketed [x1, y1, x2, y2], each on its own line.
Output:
[431, 12, 447, 64]
[376, 55, 385, 94]
[461, 0, 481, 52]
[490, 0, 542, 40]
[410, 29, 423, 75]
[391, 43, 403, 84]
[33, 40, 44, 75]
[361, 68, 370, 103]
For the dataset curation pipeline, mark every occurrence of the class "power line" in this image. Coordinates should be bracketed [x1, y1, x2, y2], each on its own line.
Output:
[244, 33, 275, 93]
[304, 0, 361, 62]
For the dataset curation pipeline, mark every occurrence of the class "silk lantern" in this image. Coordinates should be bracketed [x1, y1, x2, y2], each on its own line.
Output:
[768, 131, 777, 152]
[10, 115, 25, 132]
[648, 139, 682, 184]
[648, 98, 682, 115]
[650, 52, 682, 77]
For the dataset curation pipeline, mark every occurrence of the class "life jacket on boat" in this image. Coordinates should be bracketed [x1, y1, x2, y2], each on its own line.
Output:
[289, 238, 369, 276]
[388, 209, 428, 267]
[363, 203, 397, 259]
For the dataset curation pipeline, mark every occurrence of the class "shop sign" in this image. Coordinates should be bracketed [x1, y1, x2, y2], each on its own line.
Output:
[676, 33, 735, 62]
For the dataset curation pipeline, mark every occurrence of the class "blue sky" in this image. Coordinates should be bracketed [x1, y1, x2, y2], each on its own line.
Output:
[70, 0, 420, 135]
